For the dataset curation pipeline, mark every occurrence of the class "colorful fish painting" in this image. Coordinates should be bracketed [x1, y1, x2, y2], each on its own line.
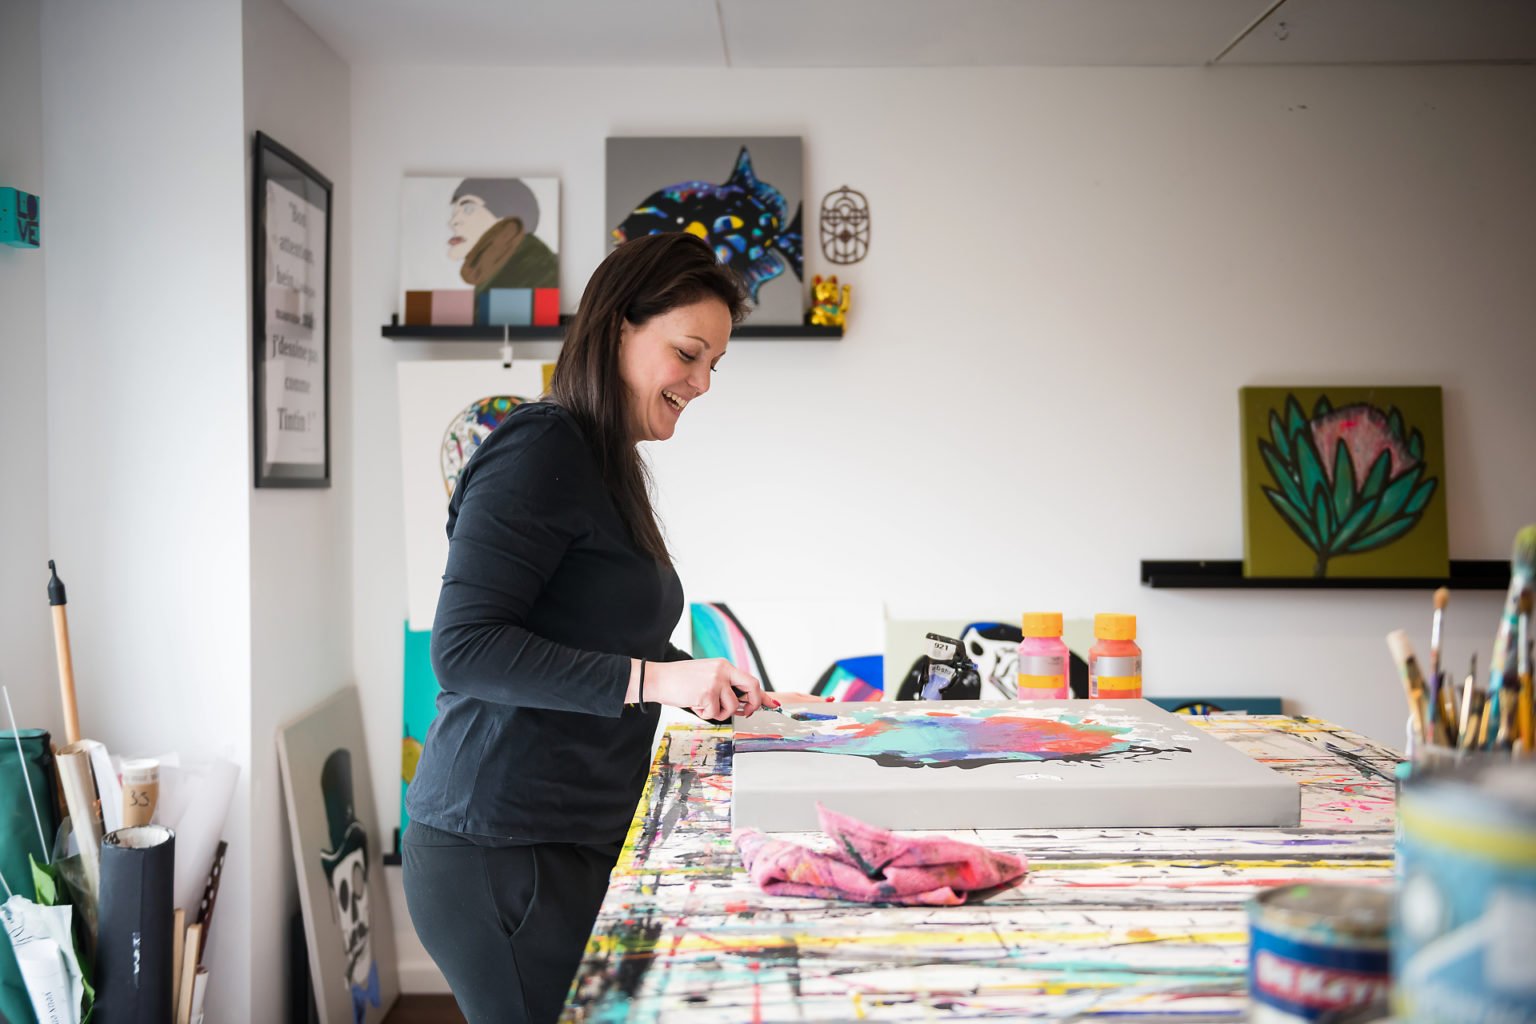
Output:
[611, 146, 804, 302]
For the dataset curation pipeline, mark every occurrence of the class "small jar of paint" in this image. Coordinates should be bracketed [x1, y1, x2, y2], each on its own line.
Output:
[1017, 612, 1070, 700]
[1089, 613, 1142, 699]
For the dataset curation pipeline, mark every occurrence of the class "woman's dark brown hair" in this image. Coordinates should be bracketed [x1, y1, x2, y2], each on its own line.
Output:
[548, 233, 749, 564]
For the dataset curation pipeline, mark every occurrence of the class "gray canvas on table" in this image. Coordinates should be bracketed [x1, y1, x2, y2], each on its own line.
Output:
[732, 699, 1300, 831]
[606, 136, 804, 326]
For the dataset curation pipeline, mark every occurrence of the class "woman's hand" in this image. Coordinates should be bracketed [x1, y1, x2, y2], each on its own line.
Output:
[637, 659, 775, 720]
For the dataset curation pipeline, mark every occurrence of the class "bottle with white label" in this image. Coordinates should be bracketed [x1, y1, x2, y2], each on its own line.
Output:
[1017, 612, 1070, 700]
[1089, 613, 1142, 699]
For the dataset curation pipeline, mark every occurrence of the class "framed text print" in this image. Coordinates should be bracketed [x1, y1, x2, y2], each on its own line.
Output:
[253, 131, 332, 487]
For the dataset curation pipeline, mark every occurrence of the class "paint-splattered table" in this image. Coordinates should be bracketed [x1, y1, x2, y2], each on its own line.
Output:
[562, 715, 1398, 1022]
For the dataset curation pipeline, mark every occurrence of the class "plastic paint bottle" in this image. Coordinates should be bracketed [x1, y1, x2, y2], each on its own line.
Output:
[1017, 612, 1070, 700]
[1089, 613, 1142, 699]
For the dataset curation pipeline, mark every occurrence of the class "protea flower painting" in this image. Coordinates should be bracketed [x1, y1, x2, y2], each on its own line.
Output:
[1241, 388, 1449, 579]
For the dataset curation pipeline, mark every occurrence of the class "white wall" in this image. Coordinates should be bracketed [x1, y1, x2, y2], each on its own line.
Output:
[41, 1, 254, 1018]
[350, 63, 1536, 983]
[0, 0, 60, 741]
[243, 0, 353, 1019]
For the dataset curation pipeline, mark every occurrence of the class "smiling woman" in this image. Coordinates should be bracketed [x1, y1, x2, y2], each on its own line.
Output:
[401, 232, 782, 1024]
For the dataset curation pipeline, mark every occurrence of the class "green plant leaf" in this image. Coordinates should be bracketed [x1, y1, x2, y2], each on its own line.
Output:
[1260, 441, 1306, 510]
[1408, 429, 1424, 460]
[1346, 515, 1417, 553]
[29, 854, 57, 906]
[1285, 394, 1308, 438]
[1405, 477, 1438, 515]
[1370, 465, 1423, 531]
[1332, 496, 1381, 551]
[1314, 488, 1335, 546]
[1313, 395, 1333, 418]
[1330, 439, 1356, 525]
[1296, 431, 1329, 509]
[1268, 411, 1292, 461]
[1387, 407, 1404, 440]
[1359, 451, 1392, 503]
[1264, 487, 1322, 552]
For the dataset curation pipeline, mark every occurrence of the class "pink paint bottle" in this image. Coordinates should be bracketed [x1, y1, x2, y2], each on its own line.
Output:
[1089, 613, 1142, 699]
[1017, 612, 1070, 700]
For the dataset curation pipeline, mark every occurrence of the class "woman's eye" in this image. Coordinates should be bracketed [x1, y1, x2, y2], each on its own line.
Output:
[677, 350, 696, 362]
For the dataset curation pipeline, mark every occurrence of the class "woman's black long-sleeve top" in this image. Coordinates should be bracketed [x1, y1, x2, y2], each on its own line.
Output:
[405, 401, 687, 845]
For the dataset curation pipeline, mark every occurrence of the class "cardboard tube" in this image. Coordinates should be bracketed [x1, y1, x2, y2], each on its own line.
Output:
[97, 825, 176, 1024]
[120, 758, 159, 828]
[55, 744, 102, 899]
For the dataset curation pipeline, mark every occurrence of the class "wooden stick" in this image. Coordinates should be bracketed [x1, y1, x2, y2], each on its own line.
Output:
[48, 561, 82, 744]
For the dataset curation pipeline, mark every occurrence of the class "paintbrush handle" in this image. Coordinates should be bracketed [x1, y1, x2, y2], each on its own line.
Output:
[51, 605, 81, 745]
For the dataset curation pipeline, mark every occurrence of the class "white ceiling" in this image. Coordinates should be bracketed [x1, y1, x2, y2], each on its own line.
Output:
[283, 0, 1536, 68]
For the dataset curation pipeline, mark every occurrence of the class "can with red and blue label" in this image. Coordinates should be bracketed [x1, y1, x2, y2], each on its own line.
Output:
[1248, 882, 1392, 1024]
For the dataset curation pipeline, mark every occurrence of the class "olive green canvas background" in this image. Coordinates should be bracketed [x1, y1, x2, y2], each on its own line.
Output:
[1239, 386, 1449, 578]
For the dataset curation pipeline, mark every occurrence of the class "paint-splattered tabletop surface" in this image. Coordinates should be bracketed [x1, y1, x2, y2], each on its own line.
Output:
[563, 715, 1398, 1022]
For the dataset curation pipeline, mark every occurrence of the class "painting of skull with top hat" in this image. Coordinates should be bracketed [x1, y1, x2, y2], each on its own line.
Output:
[279, 687, 400, 1024]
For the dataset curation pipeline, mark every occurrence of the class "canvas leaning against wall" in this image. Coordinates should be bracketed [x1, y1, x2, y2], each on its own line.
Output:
[399, 176, 560, 326]
[278, 687, 399, 1024]
[1240, 387, 1449, 579]
[607, 137, 804, 326]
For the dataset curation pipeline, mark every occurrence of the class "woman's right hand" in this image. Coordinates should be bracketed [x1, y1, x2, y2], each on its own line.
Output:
[641, 659, 774, 721]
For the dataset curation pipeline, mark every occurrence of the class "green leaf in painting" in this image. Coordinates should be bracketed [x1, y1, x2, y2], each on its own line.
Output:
[1408, 429, 1424, 461]
[1332, 497, 1380, 551]
[1296, 432, 1328, 509]
[1360, 451, 1391, 503]
[1268, 411, 1291, 461]
[1330, 439, 1356, 525]
[1260, 441, 1306, 511]
[1313, 395, 1333, 418]
[1405, 477, 1437, 515]
[1285, 395, 1308, 438]
[1346, 515, 1417, 553]
[1264, 488, 1322, 551]
[1313, 488, 1335, 546]
[1387, 407, 1404, 440]
[1370, 465, 1422, 531]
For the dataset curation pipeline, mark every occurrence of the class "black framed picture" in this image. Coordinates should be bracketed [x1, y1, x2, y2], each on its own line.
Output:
[253, 131, 332, 487]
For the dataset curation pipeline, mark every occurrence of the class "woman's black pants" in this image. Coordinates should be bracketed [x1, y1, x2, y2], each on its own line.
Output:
[401, 821, 620, 1024]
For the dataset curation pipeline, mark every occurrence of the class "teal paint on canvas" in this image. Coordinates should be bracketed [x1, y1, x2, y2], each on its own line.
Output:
[401, 622, 439, 832]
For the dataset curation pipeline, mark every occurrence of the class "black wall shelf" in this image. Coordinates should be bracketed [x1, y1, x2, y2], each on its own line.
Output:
[1140, 559, 1510, 590]
[381, 315, 842, 342]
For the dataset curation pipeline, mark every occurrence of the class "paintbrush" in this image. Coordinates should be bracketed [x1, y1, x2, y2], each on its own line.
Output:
[1458, 654, 1480, 752]
[1387, 630, 1433, 747]
[1483, 525, 1536, 750]
[1519, 592, 1533, 753]
[1428, 586, 1450, 742]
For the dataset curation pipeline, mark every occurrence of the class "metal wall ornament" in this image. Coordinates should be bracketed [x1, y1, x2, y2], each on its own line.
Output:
[818, 186, 869, 264]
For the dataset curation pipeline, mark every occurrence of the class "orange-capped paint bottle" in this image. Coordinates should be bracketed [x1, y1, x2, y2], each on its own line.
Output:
[1017, 612, 1070, 700]
[1089, 613, 1142, 699]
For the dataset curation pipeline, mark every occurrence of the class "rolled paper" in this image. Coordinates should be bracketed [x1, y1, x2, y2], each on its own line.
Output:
[55, 744, 102, 900]
[0, 895, 85, 1024]
[154, 756, 237, 916]
[84, 741, 123, 834]
[120, 759, 159, 829]
[96, 825, 176, 1024]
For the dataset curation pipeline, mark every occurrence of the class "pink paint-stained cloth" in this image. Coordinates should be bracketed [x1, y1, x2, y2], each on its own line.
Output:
[733, 804, 1027, 906]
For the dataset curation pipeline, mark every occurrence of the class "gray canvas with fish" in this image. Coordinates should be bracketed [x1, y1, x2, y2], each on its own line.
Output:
[607, 137, 804, 326]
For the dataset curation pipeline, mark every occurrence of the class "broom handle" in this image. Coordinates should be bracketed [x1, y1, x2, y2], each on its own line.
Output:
[52, 605, 81, 745]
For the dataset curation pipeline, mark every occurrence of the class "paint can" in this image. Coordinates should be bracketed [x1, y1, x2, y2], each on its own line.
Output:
[1247, 882, 1392, 1024]
[1394, 758, 1536, 1024]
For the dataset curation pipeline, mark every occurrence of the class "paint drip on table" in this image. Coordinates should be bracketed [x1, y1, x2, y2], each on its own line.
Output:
[734, 703, 1194, 769]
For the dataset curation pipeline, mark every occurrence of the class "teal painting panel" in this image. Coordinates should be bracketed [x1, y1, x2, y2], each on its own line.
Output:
[401, 622, 441, 832]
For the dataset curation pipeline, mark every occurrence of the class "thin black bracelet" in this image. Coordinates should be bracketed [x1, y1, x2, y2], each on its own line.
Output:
[638, 659, 646, 706]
